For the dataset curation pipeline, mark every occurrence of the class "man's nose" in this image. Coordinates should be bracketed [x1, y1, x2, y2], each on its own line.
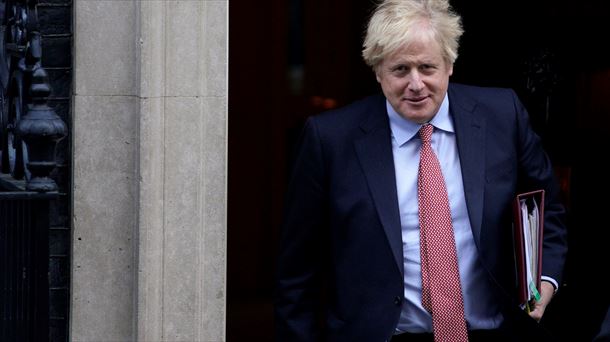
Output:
[407, 72, 424, 92]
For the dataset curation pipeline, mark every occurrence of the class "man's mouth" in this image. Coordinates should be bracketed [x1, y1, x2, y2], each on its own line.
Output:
[405, 96, 428, 104]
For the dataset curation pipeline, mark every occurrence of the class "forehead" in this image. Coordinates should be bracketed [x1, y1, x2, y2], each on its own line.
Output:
[386, 38, 444, 63]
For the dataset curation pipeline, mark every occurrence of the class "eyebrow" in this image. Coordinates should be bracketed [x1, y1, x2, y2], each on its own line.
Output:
[388, 58, 438, 68]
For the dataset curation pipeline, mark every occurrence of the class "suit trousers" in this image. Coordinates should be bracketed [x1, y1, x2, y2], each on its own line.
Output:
[391, 329, 505, 342]
[391, 308, 559, 342]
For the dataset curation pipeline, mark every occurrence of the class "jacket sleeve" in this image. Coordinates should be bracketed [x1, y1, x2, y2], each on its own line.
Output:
[512, 89, 568, 285]
[275, 117, 328, 341]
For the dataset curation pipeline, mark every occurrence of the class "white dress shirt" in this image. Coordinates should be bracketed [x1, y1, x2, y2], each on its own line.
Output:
[387, 94, 504, 333]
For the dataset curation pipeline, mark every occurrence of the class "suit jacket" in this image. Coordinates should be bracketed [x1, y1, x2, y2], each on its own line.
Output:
[275, 83, 568, 341]
[594, 306, 610, 342]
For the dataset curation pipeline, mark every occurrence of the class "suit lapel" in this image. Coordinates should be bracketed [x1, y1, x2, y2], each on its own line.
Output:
[449, 85, 486, 246]
[352, 87, 488, 275]
[353, 99, 404, 276]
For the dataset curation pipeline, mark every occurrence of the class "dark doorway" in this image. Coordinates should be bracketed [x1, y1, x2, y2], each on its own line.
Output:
[228, 1, 610, 340]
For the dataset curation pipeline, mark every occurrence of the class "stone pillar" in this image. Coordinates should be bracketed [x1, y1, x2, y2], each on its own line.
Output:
[72, 1, 227, 341]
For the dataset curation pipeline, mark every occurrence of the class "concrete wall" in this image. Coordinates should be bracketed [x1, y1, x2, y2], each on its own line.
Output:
[72, 1, 227, 340]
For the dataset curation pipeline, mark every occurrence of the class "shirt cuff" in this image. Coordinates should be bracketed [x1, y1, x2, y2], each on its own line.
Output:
[540, 276, 559, 293]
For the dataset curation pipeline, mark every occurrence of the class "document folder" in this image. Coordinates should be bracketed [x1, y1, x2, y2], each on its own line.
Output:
[512, 189, 544, 311]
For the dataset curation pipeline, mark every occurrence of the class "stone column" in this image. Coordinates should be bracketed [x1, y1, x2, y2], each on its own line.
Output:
[72, 1, 227, 340]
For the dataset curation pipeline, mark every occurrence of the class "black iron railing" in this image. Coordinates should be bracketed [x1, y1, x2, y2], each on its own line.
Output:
[0, 188, 55, 341]
[0, 0, 67, 340]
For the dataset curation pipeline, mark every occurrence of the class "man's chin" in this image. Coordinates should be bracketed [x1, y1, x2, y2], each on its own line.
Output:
[398, 108, 434, 124]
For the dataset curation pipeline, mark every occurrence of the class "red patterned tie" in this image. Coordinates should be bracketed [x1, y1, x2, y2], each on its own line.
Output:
[418, 124, 468, 342]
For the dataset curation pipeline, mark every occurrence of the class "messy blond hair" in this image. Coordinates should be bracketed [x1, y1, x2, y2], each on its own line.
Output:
[362, 0, 463, 69]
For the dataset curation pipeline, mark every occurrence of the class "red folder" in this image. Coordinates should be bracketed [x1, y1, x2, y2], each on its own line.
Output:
[512, 189, 545, 306]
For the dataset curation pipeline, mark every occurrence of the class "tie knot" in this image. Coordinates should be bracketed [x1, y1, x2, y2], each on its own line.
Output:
[419, 124, 433, 143]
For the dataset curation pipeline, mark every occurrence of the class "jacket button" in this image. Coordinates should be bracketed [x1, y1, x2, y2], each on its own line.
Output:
[394, 296, 401, 305]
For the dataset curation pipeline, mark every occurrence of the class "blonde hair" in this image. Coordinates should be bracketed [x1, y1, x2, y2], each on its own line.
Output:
[362, 0, 463, 69]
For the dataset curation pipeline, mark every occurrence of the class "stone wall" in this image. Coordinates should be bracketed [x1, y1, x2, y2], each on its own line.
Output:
[72, 1, 228, 340]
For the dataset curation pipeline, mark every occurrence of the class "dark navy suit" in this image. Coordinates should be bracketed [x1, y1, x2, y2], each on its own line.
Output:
[595, 307, 610, 342]
[275, 83, 567, 341]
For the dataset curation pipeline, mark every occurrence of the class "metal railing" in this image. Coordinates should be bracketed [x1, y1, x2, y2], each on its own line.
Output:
[1, 190, 55, 341]
[0, 0, 67, 339]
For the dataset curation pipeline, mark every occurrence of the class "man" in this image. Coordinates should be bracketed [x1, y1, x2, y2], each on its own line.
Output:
[275, 0, 567, 341]
[595, 308, 610, 342]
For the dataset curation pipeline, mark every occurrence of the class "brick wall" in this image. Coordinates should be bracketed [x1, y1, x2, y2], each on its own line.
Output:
[38, 1, 72, 341]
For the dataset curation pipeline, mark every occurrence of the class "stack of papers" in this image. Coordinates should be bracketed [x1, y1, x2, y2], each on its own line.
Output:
[513, 190, 544, 312]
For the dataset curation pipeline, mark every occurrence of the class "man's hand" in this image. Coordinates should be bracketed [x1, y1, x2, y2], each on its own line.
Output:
[528, 281, 555, 322]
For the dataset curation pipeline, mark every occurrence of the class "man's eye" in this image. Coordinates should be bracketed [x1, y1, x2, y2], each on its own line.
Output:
[392, 66, 409, 75]
[419, 64, 437, 74]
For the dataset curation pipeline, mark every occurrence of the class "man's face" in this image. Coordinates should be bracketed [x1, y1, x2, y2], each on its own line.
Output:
[375, 38, 453, 124]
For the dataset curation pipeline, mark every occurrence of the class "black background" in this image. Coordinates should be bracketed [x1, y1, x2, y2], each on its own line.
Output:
[228, 1, 610, 340]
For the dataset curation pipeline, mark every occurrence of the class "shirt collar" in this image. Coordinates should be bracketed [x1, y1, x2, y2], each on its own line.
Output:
[387, 93, 453, 146]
